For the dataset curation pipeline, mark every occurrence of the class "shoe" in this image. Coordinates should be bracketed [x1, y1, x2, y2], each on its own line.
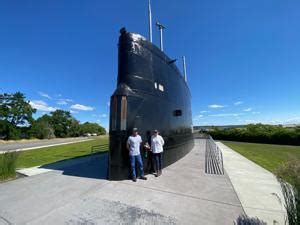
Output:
[132, 177, 137, 182]
[155, 173, 158, 177]
[140, 176, 147, 180]
[157, 170, 162, 176]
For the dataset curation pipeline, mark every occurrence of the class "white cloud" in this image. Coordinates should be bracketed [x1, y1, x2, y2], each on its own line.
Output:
[56, 98, 73, 105]
[60, 98, 73, 102]
[208, 104, 224, 109]
[100, 113, 107, 118]
[200, 110, 210, 113]
[57, 100, 67, 105]
[243, 108, 252, 112]
[70, 110, 78, 114]
[30, 100, 56, 112]
[193, 114, 204, 121]
[244, 119, 260, 124]
[252, 111, 260, 114]
[209, 113, 241, 117]
[285, 117, 300, 124]
[240, 117, 300, 125]
[234, 101, 243, 105]
[107, 101, 110, 107]
[70, 104, 94, 111]
[38, 91, 52, 99]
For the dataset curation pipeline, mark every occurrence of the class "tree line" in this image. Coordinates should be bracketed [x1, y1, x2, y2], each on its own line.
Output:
[207, 123, 300, 145]
[0, 92, 106, 140]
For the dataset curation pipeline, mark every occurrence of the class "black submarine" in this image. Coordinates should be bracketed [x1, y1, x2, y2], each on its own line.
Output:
[108, 0, 194, 180]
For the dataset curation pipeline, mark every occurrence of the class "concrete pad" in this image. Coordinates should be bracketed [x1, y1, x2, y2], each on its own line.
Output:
[17, 166, 55, 176]
[0, 140, 244, 224]
[217, 142, 287, 225]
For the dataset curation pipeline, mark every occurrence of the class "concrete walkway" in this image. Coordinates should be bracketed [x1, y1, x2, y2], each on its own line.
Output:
[0, 139, 244, 225]
[217, 142, 287, 225]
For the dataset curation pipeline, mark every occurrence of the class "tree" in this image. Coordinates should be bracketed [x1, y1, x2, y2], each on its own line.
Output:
[30, 115, 55, 139]
[0, 92, 36, 139]
[0, 92, 107, 140]
[80, 122, 106, 135]
[68, 119, 81, 137]
[209, 124, 300, 145]
[50, 110, 73, 138]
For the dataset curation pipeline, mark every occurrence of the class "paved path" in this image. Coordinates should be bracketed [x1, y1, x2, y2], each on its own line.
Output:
[0, 137, 93, 153]
[0, 139, 244, 225]
[217, 142, 286, 225]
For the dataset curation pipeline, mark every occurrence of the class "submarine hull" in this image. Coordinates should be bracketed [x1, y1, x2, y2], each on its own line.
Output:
[109, 30, 194, 180]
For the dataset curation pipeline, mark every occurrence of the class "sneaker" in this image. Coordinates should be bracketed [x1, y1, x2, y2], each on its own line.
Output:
[132, 177, 137, 182]
[155, 173, 158, 177]
[140, 176, 147, 180]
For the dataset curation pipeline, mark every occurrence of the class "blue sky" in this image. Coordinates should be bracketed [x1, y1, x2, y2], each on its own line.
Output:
[1, 0, 300, 129]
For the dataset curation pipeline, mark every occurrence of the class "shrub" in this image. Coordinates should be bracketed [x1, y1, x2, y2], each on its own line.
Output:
[208, 124, 300, 145]
[6, 124, 21, 140]
[275, 158, 300, 225]
[0, 152, 19, 181]
[235, 215, 266, 225]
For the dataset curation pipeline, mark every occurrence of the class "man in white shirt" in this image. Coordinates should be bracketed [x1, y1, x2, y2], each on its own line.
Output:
[126, 128, 147, 182]
[151, 129, 165, 177]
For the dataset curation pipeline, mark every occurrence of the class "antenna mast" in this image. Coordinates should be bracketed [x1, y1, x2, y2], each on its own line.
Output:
[148, 0, 153, 42]
[183, 56, 187, 82]
[156, 22, 166, 51]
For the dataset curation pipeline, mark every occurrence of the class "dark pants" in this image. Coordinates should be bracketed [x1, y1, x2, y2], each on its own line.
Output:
[153, 153, 163, 172]
[146, 151, 155, 173]
[129, 154, 144, 178]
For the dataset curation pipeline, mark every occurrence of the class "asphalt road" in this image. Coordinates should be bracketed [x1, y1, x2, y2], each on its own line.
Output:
[0, 137, 93, 153]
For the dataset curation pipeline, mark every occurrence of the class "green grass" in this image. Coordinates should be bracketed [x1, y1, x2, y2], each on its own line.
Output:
[222, 141, 300, 173]
[0, 152, 19, 180]
[16, 136, 109, 168]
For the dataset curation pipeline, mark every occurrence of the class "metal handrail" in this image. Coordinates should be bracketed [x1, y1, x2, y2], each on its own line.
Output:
[206, 135, 224, 175]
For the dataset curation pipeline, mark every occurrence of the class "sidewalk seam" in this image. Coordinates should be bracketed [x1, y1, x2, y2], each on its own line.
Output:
[119, 181, 242, 208]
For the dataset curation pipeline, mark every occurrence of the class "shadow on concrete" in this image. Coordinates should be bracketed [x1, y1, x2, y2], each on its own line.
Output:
[40, 152, 108, 180]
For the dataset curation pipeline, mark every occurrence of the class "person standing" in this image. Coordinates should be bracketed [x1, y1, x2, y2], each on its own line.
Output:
[126, 128, 147, 182]
[151, 129, 165, 177]
[144, 131, 154, 174]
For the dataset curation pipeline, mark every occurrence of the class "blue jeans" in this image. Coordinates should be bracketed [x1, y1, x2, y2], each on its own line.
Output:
[153, 153, 163, 171]
[129, 154, 144, 178]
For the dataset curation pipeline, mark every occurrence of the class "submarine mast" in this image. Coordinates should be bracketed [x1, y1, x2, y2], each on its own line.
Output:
[156, 22, 166, 51]
[183, 56, 187, 82]
[148, 0, 153, 42]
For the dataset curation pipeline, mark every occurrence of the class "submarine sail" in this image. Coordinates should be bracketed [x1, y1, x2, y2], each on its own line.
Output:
[108, 28, 194, 180]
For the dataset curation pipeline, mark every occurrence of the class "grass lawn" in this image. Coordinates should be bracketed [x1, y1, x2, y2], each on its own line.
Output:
[16, 136, 109, 168]
[222, 141, 300, 173]
[0, 152, 18, 181]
